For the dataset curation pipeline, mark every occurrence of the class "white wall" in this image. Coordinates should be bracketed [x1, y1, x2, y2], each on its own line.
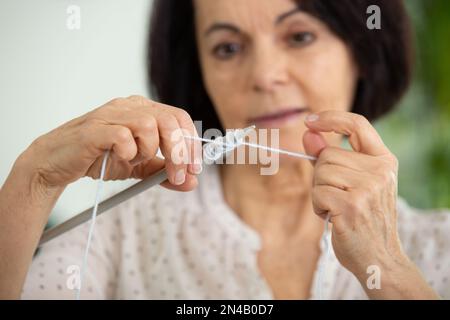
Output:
[0, 0, 154, 225]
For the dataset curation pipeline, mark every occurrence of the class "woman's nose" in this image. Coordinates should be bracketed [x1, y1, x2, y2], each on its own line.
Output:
[249, 41, 289, 93]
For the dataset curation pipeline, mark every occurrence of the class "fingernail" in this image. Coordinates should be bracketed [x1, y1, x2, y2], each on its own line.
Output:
[174, 169, 186, 185]
[306, 114, 319, 122]
[193, 163, 203, 174]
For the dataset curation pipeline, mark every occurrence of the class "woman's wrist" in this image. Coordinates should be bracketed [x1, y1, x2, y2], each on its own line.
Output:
[355, 252, 440, 299]
[0, 149, 66, 299]
[11, 147, 66, 205]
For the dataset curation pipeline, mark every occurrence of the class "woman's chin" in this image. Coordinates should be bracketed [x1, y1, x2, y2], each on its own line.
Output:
[267, 130, 310, 163]
[278, 128, 307, 151]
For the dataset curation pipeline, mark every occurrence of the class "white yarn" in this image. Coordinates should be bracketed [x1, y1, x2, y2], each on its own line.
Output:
[316, 214, 331, 300]
[185, 133, 330, 299]
[76, 149, 110, 300]
[184, 135, 317, 162]
[78, 132, 329, 300]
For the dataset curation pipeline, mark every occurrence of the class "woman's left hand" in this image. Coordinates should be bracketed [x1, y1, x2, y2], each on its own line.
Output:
[302, 110, 439, 299]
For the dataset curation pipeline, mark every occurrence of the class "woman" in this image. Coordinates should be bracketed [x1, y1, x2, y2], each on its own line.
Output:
[1, 0, 449, 299]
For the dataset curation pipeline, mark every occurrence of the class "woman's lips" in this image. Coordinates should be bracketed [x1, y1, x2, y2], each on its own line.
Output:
[248, 107, 308, 128]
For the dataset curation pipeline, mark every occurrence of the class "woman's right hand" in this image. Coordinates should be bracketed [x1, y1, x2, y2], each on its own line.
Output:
[21, 95, 203, 192]
[2, 95, 204, 298]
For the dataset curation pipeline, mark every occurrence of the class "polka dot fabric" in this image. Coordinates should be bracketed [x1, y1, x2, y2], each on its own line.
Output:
[21, 165, 450, 299]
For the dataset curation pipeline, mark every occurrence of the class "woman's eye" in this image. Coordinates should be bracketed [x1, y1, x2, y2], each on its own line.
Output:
[212, 43, 242, 60]
[288, 32, 315, 47]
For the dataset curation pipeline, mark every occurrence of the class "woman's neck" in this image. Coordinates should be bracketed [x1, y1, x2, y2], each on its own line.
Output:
[220, 160, 323, 245]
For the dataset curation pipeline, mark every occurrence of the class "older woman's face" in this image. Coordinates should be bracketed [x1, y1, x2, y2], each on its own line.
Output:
[194, 0, 358, 153]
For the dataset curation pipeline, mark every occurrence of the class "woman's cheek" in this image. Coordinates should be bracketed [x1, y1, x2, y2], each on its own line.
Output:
[290, 43, 357, 112]
[205, 77, 249, 128]
[210, 91, 246, 129]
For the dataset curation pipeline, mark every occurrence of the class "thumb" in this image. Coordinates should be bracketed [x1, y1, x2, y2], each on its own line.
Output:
[302, 129, 328, 166]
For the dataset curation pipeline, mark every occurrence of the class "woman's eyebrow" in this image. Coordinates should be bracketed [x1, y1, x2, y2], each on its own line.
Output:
[204, 23, 241, 37]
[204, 7, 303, 37]
[275, 7, 303, 25]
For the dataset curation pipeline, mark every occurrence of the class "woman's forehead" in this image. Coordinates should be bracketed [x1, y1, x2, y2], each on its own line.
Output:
[193, 0, 299, 31]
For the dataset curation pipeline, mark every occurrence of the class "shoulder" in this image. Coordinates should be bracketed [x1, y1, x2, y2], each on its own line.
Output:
[397, 197, 450, 253]
[396, 198, 450, 297]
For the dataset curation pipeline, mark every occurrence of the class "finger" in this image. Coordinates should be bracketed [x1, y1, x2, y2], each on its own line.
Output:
[315, 146, 386, 173]
[91, 101, 160, 165]
[131, 156, 165, 179]
[137, 101, 196, 182]
[130, 157, 198, 192]
[160, 174, 199, 192]
[312, 185, 347, 222]
[314, 163, 369, 191]
[95, 98, 192, 185]
[305, 110, 389, 156]
[120, 95, 159, 165]
[302, 129, 328, 166]
[83, 123, 137, 162]
[130, 115, 160, 166]
[155, 112, 189, 186]
[172, 109, 203, 175]
[103, 115, 160, 166]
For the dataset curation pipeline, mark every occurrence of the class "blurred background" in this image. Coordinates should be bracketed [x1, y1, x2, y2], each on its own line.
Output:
[375, 0, 450, 209]
[0, 0, 448, 227]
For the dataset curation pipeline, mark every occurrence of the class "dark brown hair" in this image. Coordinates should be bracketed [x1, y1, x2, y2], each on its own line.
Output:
[148, 0, 413, 130]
